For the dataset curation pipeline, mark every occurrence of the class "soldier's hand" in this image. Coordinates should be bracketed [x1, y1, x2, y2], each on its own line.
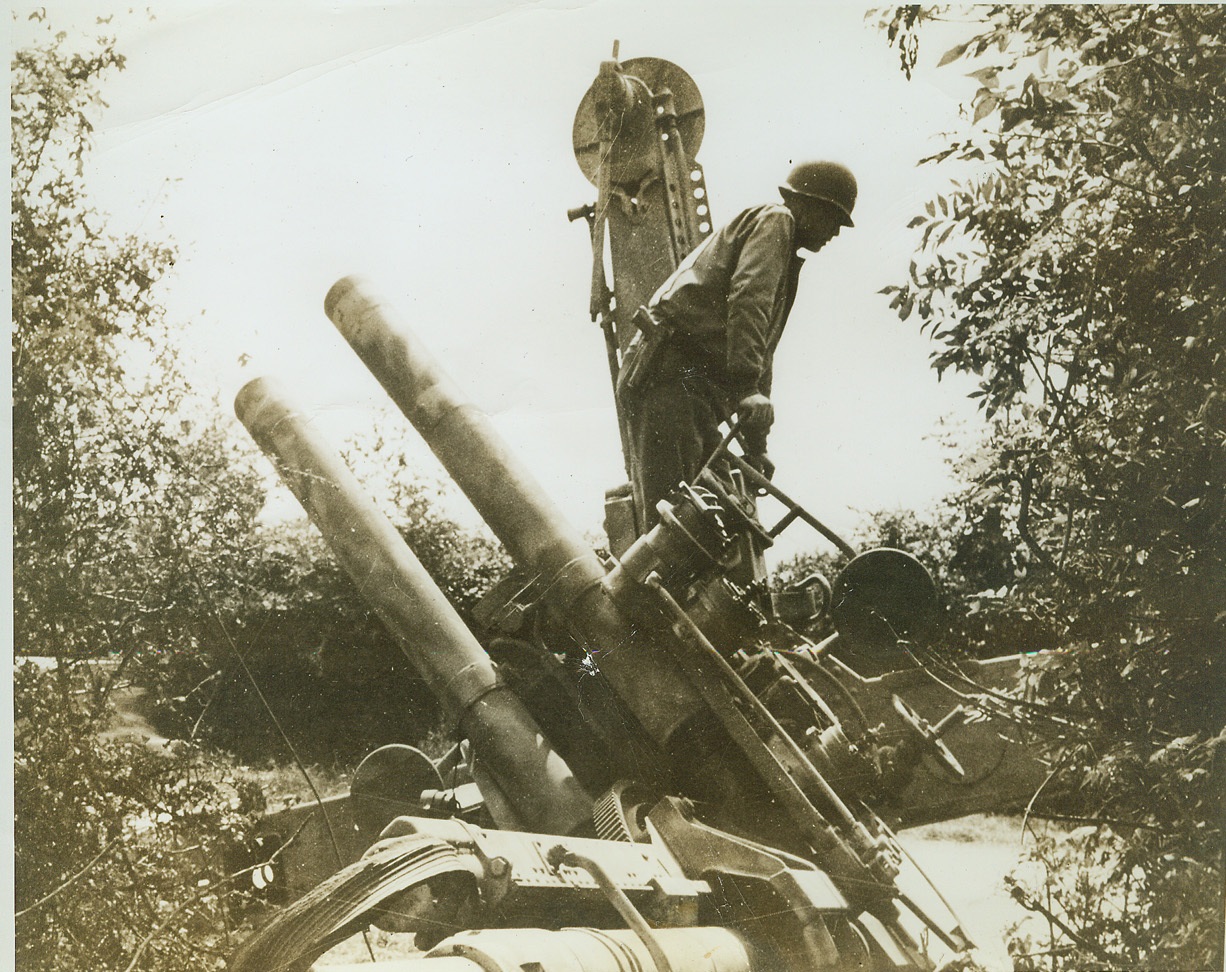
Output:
[736, 393, 774, 434]
[747, 452, 775, 482]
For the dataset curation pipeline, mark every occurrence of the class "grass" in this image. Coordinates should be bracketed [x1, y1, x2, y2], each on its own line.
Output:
[906, 812, 1031, 845]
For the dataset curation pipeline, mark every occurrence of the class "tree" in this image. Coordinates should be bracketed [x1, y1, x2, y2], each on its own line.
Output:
[877, 7, 1224, 969]
[11, 21, 278, 968]
[11, 18, 515, 967]
[11, 10, 520, 772]
[11, 18, 511, 764]
[11, 15, 267, 675]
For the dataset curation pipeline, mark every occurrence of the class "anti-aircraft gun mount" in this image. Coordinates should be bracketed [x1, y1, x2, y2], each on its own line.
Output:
[229, 52, 1047, 972]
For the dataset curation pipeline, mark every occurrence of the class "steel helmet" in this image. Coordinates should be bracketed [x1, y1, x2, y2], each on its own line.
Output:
[780, 160, 857, 227]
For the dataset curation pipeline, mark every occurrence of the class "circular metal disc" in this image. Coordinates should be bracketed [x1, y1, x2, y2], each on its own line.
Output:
[573, 57, 705, 187]
[831, 548, 939, 652]
[350, 744, 444, 841]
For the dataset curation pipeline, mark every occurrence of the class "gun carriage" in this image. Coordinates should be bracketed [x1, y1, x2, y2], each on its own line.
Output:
[230, 52, 1044, 972]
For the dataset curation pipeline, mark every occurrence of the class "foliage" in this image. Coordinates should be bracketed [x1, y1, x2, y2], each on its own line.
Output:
[342, 433, 512, 619]
[881, 4, 923, 79]
[876, 6, 1224, 969]
[11, 14, 509, 766]
[1006, 815, 1223, 972]
[11, 17, 515, 969]
[10, 21, 280, 970]
[11, 15, 268, 669]
[14, 663, 265, 971]
[147, 448, 511, 767]
[774, 490, 1057, 661]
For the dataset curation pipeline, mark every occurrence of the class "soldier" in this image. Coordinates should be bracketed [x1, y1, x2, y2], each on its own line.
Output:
[621, 160, 857, 525]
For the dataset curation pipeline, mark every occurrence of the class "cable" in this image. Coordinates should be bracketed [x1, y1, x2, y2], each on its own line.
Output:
[184, 555, 378, 964]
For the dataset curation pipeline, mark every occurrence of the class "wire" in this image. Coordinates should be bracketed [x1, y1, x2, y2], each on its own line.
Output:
[184, 555, 377, 964]
[782, 649, 871, 733]
[15, 837, 123, 919]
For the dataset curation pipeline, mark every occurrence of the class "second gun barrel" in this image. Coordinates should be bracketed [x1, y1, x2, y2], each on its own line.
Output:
[235, 376, 592, 836]
[324, 276, 705, 746]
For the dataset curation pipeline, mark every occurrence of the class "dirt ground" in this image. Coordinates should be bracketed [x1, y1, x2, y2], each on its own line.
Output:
[900, 814, 1031, 971]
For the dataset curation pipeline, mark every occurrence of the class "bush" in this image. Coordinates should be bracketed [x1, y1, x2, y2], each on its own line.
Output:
[141, 441, 512, 767]
[15, 662, 265, 971]
[875, 7, 1225, 967]
[773, 497, 1058, 660]
[1007, 817, 1223, 971]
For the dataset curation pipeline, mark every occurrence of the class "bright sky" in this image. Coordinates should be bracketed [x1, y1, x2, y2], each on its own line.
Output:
[14, 1, 985, 563]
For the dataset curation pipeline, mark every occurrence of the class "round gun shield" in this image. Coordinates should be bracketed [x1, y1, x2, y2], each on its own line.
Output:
[573, 57, 705, 188]
[830, 548, 938, 659]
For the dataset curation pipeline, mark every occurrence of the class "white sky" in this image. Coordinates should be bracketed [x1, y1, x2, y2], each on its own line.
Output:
[13, 1, 985, 563]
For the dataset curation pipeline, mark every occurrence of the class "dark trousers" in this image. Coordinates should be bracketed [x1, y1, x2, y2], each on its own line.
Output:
[629, 363, 730, 527]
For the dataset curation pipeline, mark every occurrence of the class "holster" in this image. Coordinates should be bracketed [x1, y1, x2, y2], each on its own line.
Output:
[615, 306, 672, 402]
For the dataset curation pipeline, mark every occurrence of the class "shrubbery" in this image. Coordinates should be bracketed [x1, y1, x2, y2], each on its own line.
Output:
[875, 7, 1224, 968]
[14, 663, 264, 971]
[11, 18, 512, 969]
[11, 12, 511, 770]
[143, 467, 510, 768]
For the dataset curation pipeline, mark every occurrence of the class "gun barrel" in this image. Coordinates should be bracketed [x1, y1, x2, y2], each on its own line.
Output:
[235, 377, 592, 836]
[324, 276, 704, 746]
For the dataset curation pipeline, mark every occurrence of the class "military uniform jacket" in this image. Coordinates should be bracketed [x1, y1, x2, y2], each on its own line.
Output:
[646, 203, 805, 402]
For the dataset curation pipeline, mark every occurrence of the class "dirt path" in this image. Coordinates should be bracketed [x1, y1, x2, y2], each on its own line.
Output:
[900, 816, 1030, 971]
